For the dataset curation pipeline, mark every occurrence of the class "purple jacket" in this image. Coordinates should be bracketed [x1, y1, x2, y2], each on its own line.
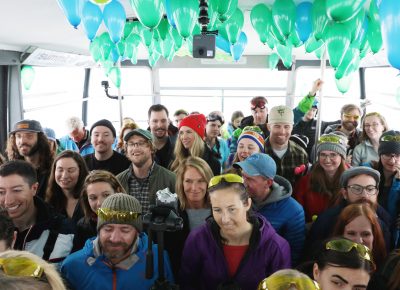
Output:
[180, 214, 291, 290]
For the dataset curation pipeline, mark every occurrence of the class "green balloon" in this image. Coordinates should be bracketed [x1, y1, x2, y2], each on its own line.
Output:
[140, 24, 154, 48]
[130, 45, 138, 65]
[99, 32, 114, 61]
[117, 39, 126, 57]
[157, 18, 170, 41]
[171, 28, 183, 51]
[360, 40, 371, 59]
[210, 0, 238, 22]
[367, 0, 382, 53]
[21, 65, 35, 90]
[161, 33, 174, 59]
[288, 30, 302, 47]
[335, 73, 354, 94]
[312, 0, 329, 41]
[150, 38, 162, 56]
[272, 0, 296, 39]
[250, 4, 273, 44]
[314, 45, 325, 59]
[221, 8, 244, 45]
[89, 37, 102, 62]
[268, 53, 280, 70]
[129, 0, 164, 29]
[123, 22, 135, 40]
[276, 42, 293, 68]
[170, 0, 199, 39]
[345, 8, 365, 42]
[325, 22, 351, 69]
[148, 51, 161, 67]
[101, 58, 113, 76]
[335, 45, 359, 79]
[304, 34, 323, 53]
[207, 0, 219, 30]
[109, 67, 121, 88]
[326, 0, 366, 22]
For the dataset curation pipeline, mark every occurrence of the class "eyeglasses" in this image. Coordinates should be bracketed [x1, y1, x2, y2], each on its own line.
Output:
[364, 123, 381, 129]
[209, 174, 243, 188]
[127, 141, 148, 148]
[380, 135, 400, 142]
[258, 276, 320, 290]
[0, 257, 44, 279]
[319, 152, 340, 160]
[207, 114, 224, 125]
[347, 184, 378, 195]
[318, 135, 346, 145]
[343, 113, 360, 120]
[97, 208, 141, 223]
[326, 239, 375, 269]
[381, 153, 400, 161]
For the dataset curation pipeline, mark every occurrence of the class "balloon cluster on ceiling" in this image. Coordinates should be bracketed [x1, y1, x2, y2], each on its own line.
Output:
[55, 0, 399, 93]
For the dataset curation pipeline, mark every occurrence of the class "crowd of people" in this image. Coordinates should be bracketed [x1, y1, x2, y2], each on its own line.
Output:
[0, 79, 400, 289]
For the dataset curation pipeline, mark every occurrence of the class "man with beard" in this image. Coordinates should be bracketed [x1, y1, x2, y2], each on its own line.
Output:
[5, 119, 53, 199]
[83, 119, 130, 175]
[117, 129, 176, 214]
[148, 104, 177, 169]
[264, 105, 309, 186]
[61, 193, 173, 290]
[306, 166, 392, 256]
[324, 104, 362, 155]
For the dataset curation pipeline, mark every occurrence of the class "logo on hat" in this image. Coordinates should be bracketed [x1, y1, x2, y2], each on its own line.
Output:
[277, 108, 285, 117]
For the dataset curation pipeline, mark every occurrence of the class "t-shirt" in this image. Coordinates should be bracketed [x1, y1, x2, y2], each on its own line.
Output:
[223, 244, 249, 277]
[84, 151, 130, 176]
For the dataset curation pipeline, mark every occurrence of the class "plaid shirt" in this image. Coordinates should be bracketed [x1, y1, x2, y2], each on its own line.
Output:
[128, 162, 155, 214]
[265, 139, 309, 186]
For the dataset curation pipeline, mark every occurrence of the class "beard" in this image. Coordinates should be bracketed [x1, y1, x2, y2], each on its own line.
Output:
[101, 240, 135, 262]
[18, 142, 39, 157]
[353, 198, 377, 210]
[342, 120, 358, 132]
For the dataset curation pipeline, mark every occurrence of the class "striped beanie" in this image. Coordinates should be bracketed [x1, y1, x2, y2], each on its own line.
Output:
[238, 126, 265, 152]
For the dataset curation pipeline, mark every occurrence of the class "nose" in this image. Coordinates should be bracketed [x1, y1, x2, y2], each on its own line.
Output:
[109, 230, 122, 243]
[221, 211, 230, 224]
[3, 192, 14, 207]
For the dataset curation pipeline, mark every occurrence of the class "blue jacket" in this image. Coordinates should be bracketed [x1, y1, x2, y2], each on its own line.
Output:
[59, 132, 94, 156]
[254, 175, 305, 265]
[61, 233, 174, 290]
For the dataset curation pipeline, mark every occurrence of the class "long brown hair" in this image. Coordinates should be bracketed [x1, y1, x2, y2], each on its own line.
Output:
[170, 130, 205, 172]
[333, 203, 386, 267]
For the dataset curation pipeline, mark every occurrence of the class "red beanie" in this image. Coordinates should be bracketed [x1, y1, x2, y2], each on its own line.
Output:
[179, 114, 206, 139]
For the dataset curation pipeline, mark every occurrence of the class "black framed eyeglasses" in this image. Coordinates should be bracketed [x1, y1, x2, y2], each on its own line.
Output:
[346, 184, 378, 195]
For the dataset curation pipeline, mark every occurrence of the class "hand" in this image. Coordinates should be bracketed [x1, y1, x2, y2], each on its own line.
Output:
[310, 79, 324, 96]
[395, 164, 400, 179]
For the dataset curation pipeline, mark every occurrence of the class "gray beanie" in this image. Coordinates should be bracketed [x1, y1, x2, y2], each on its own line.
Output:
[317, 133, 347, 159]
[378, 130, 400, 156]
[97, 193, 142, 231]
[340, 166, 380, 188]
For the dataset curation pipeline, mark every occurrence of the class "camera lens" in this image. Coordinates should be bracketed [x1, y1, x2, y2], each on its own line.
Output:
[198, 48, 204, 55]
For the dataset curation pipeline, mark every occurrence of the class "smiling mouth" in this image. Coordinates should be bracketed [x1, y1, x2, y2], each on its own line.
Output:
[6, 204, 20, 211]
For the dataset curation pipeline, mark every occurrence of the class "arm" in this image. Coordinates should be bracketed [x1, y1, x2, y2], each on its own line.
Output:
[283, 202, 306, 266]
[180, 233, 203, 290]
[293, 79, 323, 123]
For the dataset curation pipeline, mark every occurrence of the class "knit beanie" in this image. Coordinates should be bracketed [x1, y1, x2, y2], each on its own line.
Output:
[90, 119, 116, 138]
[340, 166, 380, 188]
[378, 130, 400, 155]
[268, 105, 294, 124]
[178, 114, 207, 139]
[238, 126, 265, 152]
[316, 133, 347, 159]
[97, 193, 142, 231]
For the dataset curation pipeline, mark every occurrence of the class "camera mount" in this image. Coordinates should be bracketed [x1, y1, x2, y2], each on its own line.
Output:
[101, 80, 124, 100]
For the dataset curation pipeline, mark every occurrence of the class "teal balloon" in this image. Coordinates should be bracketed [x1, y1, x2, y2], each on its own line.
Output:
[230, 32, 247, 61]
[161, 33, 175, 59]
[171, 28, 183, 51]
[210, 0, 238, 22]
[89, 36, 102, 62]
[99, 32, 114, 61]
[288, 30, 302, 47]
[117, 39, 126, 56]
[221, 8, 244, 45]
[170, 0, 199, 39]
[270, 23, 286, 44]
[368, 0, 383, 54]
[123, 22, 135, 40]
[314, 45, 325, 59]
[21, 66, 35, 90]
[272, 0, 296, 39]
[325, 22, 351, 69]
[312, 0, 329, 41]
[335, 73, 354, 94]
[276, 42, 293, 68]
[108, 67, 121, 88]
[56, 0, 82, 28]
[250, 4, 273, 44]
[345, 8, 365, 42]
[149, 51, 161, 67]
[103, 0, 126, 43]
[139, 24, 154, 47]
[304, 34, 323, 53]
[129, 0, 164, 29]
[82, 1, 102, 41]
[335, 45, 359, 79]
[125, 33, 141, 59]
[326, 0, 366, 22]
[130, 45, 138, 65]
[268, 53, 280, 70]
[157, 18, 170, 41]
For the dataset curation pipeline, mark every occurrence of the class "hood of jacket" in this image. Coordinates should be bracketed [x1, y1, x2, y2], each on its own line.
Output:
[254, 175, 292, 210]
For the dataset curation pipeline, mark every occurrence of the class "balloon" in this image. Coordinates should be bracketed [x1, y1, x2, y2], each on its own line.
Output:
[170, 0, 199, 39]
[230, 32, 247, 61]
[56, 0, 82, 28]
[81, 1, 102, 41]
[304, 34, 323, 53]
[380, 0, 400, 68]
[288, 30, 302, 47]
[89, 37, 102, 62]
[324, 22, 351, 69]
[269, 23, 285, 45]
[139, 24, 154, 47]
[272, 0, 296, 39]
[353, 15, 369, 49]
[345, 8, 365, 43]
[110, 46, 120, 63]
[99, 32, 114, 61]
[276, 42, 293, 68]
[157, 18, 170, 41]
[207, 0, 219, 30]
[250, 4, 273, 44]
[335, 73, 354, 94]
[326, 0, 366, 22]
[216, 35, 231, 54]
[221, 8, 244, 45]
[335, 45, 359, 79]
[21, 66, 35, 90]
[164, 0, 176, 27]
[171, 28, 183, 51]
[129, 0, 164, 29]
[108, 67, 121, 88]
[314, 45, 325, 59]
[296, 2, 313, 42]
[209, 0, 238, 22]
[92, 0, 111, 4]
[312, 0, 329, 41]
[268, 53, 280, 70]
[125, 33, 141, 58]
[101, 58, 114, 76]
[123, 22, 135, 39]
[161, 32, 175, 59]
[148, 51, 161, 67]
[103, 0, 126, 43]
[369, 0, 383, 53]
[117, 39, 126, 56]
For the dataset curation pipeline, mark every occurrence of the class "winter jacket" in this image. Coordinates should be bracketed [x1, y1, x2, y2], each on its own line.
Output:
[71, 217, 97, 252]
[255, 175, 305, 265]
[210, 137, 230, 171]
[61, 234, 174, 290]
[59, 131, 94, 156]
[352, 140, 379, 166]
[202, 143, 222, 176]
[180, 214, 291, 290]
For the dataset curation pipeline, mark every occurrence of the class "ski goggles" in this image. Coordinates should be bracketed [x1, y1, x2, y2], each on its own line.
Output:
[97, 208, 141, 223]
[258, 275, 320, 290]
[0, 257, 44, 279]
[209, 174, 243, 188]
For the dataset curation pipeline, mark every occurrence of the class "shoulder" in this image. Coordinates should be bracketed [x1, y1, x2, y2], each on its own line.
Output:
[289, 141, 308, 156]
[153, 164, 176, 179]
[117, 168, 130, 179]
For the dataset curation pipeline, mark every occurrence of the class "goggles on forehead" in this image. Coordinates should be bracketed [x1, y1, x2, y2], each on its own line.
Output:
[0, 257, 44, 279]
[97, 208, 141, 223]
[343, 113, 360, 120]
[209, 174, 243, 188]
[380, 135, 400, 142]
[258, 275, 320, 290]
[317, 135, 345, 145]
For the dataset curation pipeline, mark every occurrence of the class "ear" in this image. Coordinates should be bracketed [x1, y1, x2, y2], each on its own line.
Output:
[246, 197, 252, 210]
[265, 178, 274, 189]
[340, 188, 347, 200]
[312, 263, 320, 281]
[267, 124, 271, 131]
[31, 182, 39, 196]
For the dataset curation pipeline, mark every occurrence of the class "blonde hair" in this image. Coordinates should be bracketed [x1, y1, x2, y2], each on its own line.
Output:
[170, 130, 205, 172]
[361, 112, 388, 141]
[175, 157, 214, 210]
[0, 250, 66, 290]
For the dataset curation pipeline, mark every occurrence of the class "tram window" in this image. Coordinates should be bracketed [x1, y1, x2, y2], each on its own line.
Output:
[364, 67, 400, 130]
[88, 67, 152, 129]
[22, 67, 85, 137]
[295, 67, 360, 121]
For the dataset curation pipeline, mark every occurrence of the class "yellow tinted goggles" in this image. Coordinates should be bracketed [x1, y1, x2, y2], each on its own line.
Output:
[97, 208, 141, 223]
[209, 174, 243, 188]
[380, 135, 400, 142]
[0, 257, 44, 278]
[258, 275, 320, 290]
[326, 239, 375, 269]
[318, 135, 344, 145]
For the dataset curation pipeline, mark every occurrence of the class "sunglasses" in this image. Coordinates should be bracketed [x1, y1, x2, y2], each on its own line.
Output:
[318, 135, 345, 145]
[343, 113, 360, 120]
[209, 174, 243, 188]
[326, 239, 375, 269]
[97, 208, 141, 223]
[258, 276, 320, 290]
[380, 135, 400, 142]
[0, 257, 44, 279]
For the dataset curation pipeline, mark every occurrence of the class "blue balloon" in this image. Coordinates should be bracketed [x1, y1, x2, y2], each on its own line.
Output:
[111, 46, 120, 64]
[216, 35, 231, 54]
[82, 1, 103, 41]
[380, 0, 400, 70]
[295, 2, 313, 42]
[103, 0, 126, 43]
[57, 0, 82, 28]
[230, 32, 247, 61]
[163, 0, 176, 27]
